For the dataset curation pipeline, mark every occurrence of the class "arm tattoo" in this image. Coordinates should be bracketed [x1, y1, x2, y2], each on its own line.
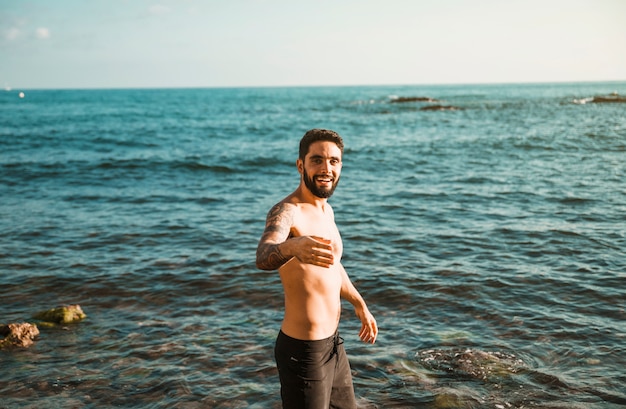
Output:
[256, 203, 294, 270]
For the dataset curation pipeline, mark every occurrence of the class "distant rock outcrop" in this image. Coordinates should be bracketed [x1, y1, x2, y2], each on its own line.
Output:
[390, 96, 440, 103]
[33, 304, 87, 324]
[574, 92, 626, 104]
[0, 323, 40, 348]
[591, 94, 626, 103]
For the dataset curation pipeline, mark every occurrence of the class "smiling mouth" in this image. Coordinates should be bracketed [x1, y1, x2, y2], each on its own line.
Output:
[315, 175, 333, 184]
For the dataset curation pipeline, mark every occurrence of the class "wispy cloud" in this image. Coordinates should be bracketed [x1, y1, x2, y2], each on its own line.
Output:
[35, 27, 50, 39]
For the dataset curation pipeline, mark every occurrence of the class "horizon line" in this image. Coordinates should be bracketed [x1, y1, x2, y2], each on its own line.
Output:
[4, 78, 626, 92]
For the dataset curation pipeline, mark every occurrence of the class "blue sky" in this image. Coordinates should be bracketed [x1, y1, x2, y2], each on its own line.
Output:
[2, 0, 625, 89]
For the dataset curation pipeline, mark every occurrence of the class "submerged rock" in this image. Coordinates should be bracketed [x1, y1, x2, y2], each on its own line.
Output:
[416, 348, 524, 381]
[433, 389, 481, 409]
[33, 304, 87, 324]
[0, 322, 40, 348]
[420, 105, 461, 111]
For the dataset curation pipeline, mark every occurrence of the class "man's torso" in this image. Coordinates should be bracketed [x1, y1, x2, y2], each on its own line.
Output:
[279, 201, 343, 340]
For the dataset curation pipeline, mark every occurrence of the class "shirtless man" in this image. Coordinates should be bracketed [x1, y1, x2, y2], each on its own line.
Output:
[256, 129, 378, 409]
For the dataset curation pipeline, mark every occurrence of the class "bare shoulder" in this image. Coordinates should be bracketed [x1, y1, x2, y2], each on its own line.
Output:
[267, 201, 297, 219]
[263, 201, 298, 235]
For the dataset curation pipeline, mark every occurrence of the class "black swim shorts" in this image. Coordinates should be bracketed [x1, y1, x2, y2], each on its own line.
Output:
[274, 330, 357, 409]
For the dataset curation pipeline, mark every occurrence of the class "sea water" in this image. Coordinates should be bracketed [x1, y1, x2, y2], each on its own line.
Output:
[1, 82, 625, 408]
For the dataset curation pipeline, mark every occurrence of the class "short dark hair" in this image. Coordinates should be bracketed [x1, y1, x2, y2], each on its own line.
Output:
[299, 129, 344, 161]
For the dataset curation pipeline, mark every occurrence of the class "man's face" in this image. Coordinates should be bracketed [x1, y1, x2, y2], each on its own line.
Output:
[299, 141, 342, 199]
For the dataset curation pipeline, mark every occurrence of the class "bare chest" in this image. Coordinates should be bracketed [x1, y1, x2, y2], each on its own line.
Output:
[291, 206, 343, 257]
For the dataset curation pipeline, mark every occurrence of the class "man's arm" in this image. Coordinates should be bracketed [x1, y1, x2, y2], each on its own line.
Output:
[256, 203, 294, 270]
[256, 202, 336, 270]
[339, 264, 378, 344]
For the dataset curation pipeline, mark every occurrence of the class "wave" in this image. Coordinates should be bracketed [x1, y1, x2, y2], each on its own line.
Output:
[1, 157, 242, 180]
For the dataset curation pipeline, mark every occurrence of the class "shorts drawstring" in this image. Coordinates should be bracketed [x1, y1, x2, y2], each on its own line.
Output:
[332, 333, 344, 356]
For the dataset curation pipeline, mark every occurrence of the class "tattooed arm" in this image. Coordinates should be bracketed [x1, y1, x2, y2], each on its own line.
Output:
[256, 202, 335, 270]
[256, 203, 295, 270]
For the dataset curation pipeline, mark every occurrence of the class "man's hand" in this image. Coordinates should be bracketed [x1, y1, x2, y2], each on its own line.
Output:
[356, 307, 378, 344]
[285, 236, 334, 268]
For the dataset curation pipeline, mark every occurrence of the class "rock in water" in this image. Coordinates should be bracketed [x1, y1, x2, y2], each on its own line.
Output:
[0, 323, 40, 348]
[390, 96, 440, 103]
[33, 304, 87, 324]
[420, 105, 461, 111]
[591, 93, 626, 103]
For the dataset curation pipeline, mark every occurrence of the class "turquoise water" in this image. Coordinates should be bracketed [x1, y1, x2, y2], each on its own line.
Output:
[1, 82, 625, 408]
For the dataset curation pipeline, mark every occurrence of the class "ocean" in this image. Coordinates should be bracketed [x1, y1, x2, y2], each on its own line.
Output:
[1, 82, 625, 408]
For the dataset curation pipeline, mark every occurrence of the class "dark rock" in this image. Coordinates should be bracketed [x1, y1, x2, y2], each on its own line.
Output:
[591, 94, 626, 103]
[390, 96, 439, 103]
[575, 92, 626, 104]
[0, 322, 40, 348]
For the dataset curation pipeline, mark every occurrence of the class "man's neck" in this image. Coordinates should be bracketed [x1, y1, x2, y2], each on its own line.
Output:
[295, 184, 328, 210]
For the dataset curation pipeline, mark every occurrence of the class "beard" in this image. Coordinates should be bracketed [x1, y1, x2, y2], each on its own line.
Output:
[303, 169, 340, 199]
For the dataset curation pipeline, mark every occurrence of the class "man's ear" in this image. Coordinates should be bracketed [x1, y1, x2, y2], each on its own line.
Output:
[296, 159, 303, 175]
